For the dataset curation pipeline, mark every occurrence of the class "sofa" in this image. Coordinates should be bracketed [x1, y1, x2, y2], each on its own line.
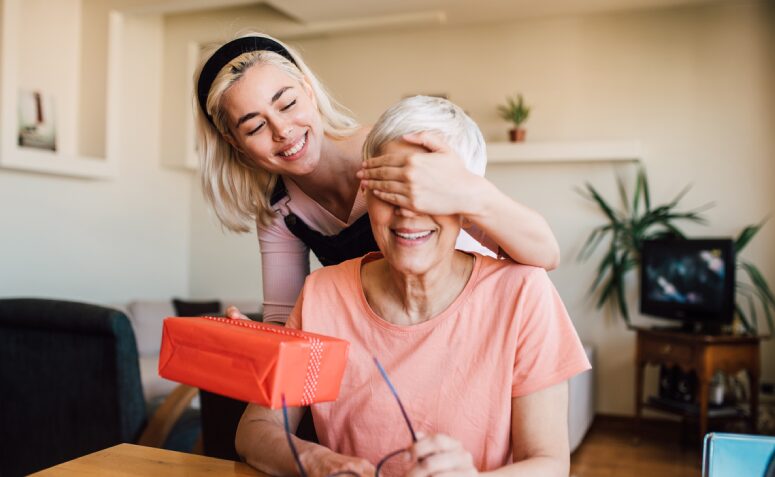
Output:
[116, 299, 261, 403]
[120, 299, 595, 453]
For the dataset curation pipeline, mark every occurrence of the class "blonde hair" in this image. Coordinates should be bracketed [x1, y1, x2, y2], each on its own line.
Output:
[195, 33, 359, 232]
[363, 96, 486, 176]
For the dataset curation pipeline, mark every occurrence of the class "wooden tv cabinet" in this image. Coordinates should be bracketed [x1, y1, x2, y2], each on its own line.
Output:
[634, 326, 760, 441]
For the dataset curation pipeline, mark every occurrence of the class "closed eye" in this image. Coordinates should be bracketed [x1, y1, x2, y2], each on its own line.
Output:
[281, 100, 296, 112]
[247, 121, 265, 136]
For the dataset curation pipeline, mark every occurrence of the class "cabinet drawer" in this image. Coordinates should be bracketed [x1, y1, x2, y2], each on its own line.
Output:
[641, 339, 694, 365]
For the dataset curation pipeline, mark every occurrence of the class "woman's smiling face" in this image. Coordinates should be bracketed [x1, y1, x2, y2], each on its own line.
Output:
[221, 63, 323, 176]
[366, 140, 462, 276]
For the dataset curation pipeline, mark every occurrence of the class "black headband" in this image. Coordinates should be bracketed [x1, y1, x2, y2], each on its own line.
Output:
[197, 36, 298, 127]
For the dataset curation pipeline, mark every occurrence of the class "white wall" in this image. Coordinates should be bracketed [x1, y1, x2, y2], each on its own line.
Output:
[180, 0, 775, 415]
[1, 0, 772, 416]
[0, 2, 192, 304]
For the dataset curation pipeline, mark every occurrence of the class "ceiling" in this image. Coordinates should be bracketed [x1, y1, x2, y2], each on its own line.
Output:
[123, 0, 726, 26]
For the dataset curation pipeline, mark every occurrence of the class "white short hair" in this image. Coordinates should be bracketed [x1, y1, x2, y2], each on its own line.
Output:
[363, 96, 486, 176]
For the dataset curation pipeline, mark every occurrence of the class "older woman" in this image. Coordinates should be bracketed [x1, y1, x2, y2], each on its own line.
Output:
[235, 97, 590, 477]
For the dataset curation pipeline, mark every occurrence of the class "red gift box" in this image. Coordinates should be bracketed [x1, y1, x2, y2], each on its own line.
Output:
[158, 316, 349, 408]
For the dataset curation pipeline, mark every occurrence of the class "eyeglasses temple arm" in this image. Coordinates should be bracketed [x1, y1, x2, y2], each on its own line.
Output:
[373, 357, 418, 443]
[282, 394, 309, 477]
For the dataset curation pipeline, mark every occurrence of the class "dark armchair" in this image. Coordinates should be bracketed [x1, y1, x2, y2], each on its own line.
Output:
[0, 298, 200, 476]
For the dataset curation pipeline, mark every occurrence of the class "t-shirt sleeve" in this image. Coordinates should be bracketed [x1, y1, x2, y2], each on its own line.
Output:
[511, 268, 591, 397]
[258, 216, 310, 325]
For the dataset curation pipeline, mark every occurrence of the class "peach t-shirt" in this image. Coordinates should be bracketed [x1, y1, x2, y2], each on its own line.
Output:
[286, 252, 591, 474]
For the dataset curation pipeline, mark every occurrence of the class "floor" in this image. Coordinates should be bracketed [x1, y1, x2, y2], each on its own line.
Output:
[570, 416, 703, 477]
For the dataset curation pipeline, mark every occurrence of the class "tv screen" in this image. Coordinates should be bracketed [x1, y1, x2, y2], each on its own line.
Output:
[640, 238, 735, 326]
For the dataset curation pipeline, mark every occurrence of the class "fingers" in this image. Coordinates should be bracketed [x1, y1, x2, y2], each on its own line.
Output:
[360, 179, 406, 194]
[371, 190, 412, 209]
[324, 457, 375, 477]
[401, 131, 450, 154]
[224, 305, 249, 320]
[413, 434, 463, 461]
[356, 166, 406, 181]
[358, 153, 406, 173]
[406, 434, 476, 477]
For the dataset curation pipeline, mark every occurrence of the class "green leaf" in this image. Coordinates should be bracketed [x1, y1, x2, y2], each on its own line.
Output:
[640, 168, 651, 212]
[590, 248, 616, 293]
[667, 183, 692, 208]
[632, 170, 644, 218]
[735, 303, 756, 335]
[585, 183, 620, 225]
[735, 220, 766, 253]
[740, 282, 775, 337]
[596, 277, 616, 311]
[616, 175, 629, 213]
[578, 226, 605, 262]
[614, 252, 631, 324]
[739, 289, 759, 333]
[740, 261, 775, 306]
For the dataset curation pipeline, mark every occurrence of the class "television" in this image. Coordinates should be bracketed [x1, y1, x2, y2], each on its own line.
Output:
[639, 238, 735, 332]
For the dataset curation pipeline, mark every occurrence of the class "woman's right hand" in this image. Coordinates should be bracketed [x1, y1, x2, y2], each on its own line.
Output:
[300, 447, 375, 477]
[225, 305, 250, 320]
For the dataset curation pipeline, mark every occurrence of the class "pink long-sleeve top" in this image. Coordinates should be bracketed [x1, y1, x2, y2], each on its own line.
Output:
[258, 178, 496, 324]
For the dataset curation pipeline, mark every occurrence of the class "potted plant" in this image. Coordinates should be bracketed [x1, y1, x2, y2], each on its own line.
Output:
[497, 94, 530, 142]
[578, 167, 775, 336]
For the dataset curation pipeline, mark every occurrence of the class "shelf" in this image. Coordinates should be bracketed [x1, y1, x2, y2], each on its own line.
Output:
[645, 396, 747, 419]
[486, 140, 642, 164]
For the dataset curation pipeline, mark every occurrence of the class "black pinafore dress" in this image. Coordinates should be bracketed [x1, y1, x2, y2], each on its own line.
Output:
[270, 178, 378, 266]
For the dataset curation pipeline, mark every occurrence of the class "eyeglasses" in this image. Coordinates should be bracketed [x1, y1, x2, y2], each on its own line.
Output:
[282, 357, 417, 477]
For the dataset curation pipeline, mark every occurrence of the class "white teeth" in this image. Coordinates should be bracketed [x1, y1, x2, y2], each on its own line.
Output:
[280, 133, 306, 157]
[395, 231, 432, 240]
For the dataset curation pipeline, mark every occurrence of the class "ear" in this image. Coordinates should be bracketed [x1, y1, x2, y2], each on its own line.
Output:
[222, 129, 240, 150]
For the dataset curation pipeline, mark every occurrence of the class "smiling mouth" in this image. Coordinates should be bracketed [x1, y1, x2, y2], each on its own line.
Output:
[279, 132, 307, 157]
[392, 230, 434, 241]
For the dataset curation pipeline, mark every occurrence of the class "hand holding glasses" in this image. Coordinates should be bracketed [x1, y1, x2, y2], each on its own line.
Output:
[282, 357, 418, 477]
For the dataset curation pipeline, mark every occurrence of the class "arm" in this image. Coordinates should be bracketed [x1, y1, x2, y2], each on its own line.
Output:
[257, 218, 311, 324]
[404, 382, 570, 477]
[357, 132, 560, 269]
[235, 404, 375, 477]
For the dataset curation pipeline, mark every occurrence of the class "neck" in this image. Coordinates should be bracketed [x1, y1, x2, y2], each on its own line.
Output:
[363, 252, 475, 326]
[288, 128, 369, 220]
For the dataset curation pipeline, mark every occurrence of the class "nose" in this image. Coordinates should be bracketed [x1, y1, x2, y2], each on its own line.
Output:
[395, 205, 418, 217]
[270, 117, 293, 141]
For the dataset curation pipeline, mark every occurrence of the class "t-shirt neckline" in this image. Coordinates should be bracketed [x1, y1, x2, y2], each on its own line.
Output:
[354, 251, 481, 333]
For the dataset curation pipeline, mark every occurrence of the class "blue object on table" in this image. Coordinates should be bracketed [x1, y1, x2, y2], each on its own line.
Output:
[702, 433, 775, 477]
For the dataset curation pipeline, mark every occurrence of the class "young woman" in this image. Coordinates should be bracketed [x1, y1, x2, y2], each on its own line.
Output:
[195, 33, 560, 324]
[234, 96, 590, 477]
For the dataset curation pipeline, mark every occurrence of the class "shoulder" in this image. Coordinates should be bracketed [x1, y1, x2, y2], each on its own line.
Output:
[305, 255, 363, 286]
[475, 253, 549, 285]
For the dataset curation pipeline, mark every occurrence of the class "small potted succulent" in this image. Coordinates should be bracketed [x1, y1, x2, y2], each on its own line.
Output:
[497, 94, 531, 142]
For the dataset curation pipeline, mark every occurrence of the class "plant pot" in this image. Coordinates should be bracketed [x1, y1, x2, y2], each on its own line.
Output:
[509, 128, 526, 142]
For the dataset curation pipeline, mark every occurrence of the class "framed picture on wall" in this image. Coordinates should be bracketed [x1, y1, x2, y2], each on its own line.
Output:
[18, 90, 56, 151]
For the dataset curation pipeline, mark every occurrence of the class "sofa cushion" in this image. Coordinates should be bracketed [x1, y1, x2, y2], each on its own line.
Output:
[172, 298, 221, 317]
[127, 301, 175, 356]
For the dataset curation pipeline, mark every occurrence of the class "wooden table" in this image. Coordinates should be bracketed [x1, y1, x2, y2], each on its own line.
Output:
[30, 443, 267, 476]
[634, 326, 760, 441]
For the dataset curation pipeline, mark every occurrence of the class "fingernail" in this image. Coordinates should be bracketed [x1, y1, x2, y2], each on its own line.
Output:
[356, 170, 363, 178]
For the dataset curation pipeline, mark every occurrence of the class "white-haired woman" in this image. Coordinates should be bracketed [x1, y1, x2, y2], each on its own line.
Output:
[195, 33, 560, 326]
[235, 96, 590, 477]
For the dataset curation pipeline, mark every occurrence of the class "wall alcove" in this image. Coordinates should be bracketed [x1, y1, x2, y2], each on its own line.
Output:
[0, 0, 121, 179]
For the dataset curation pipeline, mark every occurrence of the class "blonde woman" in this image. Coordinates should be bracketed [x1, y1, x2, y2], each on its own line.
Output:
[195, 33, 560, 325]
